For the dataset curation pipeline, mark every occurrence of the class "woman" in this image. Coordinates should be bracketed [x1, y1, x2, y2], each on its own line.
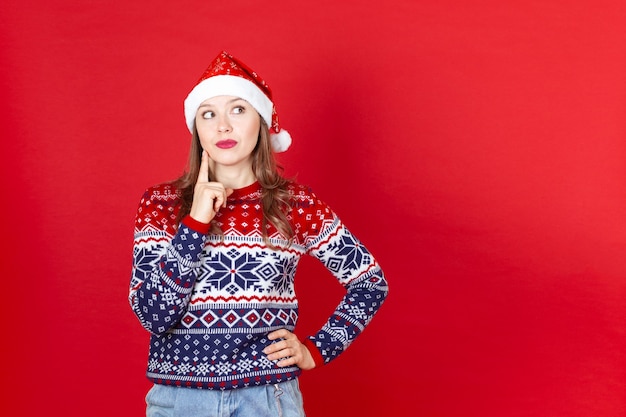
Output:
[129, 51, 388, 417]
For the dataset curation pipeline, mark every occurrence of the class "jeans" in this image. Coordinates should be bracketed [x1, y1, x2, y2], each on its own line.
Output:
[146, 379, 306, 417]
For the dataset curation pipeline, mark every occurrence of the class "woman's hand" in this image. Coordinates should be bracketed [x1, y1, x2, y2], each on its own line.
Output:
[189, 150, 232, 223]
[264, 329, 316, 370]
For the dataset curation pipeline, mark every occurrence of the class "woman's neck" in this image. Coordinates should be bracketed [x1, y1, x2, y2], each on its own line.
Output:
[214, 166, 256, 190]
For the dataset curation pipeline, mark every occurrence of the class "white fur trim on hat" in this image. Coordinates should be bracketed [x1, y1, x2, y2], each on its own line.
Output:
[184, 74, 273, 133]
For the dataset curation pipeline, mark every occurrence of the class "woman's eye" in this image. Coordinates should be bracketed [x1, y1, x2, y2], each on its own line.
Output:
[232, 106, 244, 114]
[202, 111, 215, 119]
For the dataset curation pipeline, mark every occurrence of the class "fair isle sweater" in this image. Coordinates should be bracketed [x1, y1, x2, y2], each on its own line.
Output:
[129, 180, 388, 390]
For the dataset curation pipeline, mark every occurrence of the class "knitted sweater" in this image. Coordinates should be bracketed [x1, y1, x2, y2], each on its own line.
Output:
[129, 180, 388, 390]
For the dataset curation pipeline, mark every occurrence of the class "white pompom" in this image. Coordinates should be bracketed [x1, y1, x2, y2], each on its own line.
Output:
[270, 129, 292, 152]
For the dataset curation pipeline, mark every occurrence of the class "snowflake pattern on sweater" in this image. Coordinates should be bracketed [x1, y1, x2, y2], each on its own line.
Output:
[129, 181, 388, 390]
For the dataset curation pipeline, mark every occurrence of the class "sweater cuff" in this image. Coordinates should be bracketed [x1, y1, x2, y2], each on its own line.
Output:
[181, 215, 211, 234]
[303, 338, 325, 368]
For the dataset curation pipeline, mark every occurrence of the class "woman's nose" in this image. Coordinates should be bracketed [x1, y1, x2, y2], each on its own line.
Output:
[217, 115, 232, 132]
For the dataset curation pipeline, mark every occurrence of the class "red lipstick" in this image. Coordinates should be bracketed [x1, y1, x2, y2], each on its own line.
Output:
[216, 139, 237, 149]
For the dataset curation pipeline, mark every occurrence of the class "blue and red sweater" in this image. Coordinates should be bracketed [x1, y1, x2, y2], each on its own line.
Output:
[129, 180, 388, 390]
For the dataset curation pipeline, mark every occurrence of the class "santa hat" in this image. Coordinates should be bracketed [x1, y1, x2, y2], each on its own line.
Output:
[184, 51, 292, 152]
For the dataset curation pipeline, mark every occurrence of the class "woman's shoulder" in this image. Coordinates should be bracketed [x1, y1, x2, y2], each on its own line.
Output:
[286, 181, 316, 200]
[138, 181, 182, 206]
[286, 181, 331, 210]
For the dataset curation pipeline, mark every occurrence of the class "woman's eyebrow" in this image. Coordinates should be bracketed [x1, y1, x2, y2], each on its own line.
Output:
[227, 97, 248, 104]
[198, 98, 247, 108]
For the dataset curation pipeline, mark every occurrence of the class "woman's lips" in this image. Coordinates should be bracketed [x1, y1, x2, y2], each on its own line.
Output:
[216, 139, 237, 149]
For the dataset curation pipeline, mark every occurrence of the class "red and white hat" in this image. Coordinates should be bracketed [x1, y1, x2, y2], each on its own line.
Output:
[184, 51, 292, 152]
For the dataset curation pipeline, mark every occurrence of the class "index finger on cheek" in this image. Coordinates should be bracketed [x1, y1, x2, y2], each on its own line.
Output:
[197, 150, 209, 183]
[207, 153, 216, 177]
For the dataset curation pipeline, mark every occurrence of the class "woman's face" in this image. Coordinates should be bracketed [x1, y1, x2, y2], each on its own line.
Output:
[195, 95, 261, 171]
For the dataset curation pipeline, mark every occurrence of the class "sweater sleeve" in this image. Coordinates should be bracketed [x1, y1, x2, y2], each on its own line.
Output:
[128, 186, 209, 335]
[299, 190, 389, 365]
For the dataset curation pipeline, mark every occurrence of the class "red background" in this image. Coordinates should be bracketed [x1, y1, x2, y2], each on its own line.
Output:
[2, 1, 625, 416]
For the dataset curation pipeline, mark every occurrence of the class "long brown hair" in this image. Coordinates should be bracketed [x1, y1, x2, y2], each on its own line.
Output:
[173, 119, 294, 245]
